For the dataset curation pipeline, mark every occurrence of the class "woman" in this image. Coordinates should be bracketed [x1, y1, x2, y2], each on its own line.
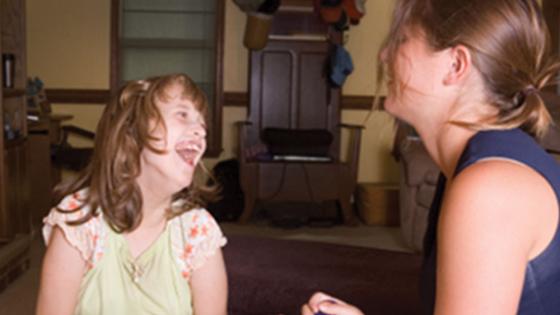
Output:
[303, 0, 560, 314]
[37, 73, 227, 315]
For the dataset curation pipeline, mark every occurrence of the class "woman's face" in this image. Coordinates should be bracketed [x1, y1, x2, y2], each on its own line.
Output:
[140, 84, 207, 193]
[383, 28, 452, 124]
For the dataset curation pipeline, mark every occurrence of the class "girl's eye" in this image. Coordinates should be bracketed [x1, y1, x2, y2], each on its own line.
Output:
[178, 111, 188, 119]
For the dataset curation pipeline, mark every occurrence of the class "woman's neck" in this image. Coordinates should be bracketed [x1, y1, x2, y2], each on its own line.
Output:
[410, 84, 495, 178]
[416, 123, 476, 178]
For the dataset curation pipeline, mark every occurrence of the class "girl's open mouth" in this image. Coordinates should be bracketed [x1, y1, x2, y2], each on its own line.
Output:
[175, 141, 203, 166]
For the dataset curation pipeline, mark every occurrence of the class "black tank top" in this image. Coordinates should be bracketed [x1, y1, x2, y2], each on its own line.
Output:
[420, 128, 560, 314]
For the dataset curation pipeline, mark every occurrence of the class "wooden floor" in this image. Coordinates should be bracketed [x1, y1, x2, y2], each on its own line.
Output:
[0, 235, 32, 295]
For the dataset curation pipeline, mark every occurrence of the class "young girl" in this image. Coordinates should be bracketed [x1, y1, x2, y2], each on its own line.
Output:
[303, 0, 560, 314]
[36, 73, 227, 315]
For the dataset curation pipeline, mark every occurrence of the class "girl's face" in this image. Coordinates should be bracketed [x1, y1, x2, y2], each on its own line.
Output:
[383, 28, 452, 124]
[140, 84, 207, 193]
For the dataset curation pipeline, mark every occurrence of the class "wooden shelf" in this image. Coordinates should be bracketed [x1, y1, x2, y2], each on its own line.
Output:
[121, 38, 214, 49]
[123, 8, 215, 14]
[0, 0, 31, 293]
[2, 88, 25, 98]
[4, 136, 26, 149]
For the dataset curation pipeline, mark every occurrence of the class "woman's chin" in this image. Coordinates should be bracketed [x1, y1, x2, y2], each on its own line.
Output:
[384, 98, 412, 123]
[383, 97, 399, 117]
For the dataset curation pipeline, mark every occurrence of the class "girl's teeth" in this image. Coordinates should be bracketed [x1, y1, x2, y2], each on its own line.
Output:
[179, 142, 201, 152]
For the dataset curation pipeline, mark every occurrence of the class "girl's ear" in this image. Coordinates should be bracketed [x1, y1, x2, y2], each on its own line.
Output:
[444, 45, 472, 85]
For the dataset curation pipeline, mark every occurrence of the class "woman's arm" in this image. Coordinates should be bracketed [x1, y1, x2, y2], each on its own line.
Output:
[36, 227, 87, 315]
[189, 249, 228, 315]
[435, 160, 557, 315]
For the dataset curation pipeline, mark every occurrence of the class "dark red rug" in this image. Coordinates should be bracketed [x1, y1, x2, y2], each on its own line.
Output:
[224, 234, 423, 315]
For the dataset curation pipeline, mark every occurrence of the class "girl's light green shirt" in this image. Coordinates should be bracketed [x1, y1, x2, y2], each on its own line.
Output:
[43, 190, 226, 315]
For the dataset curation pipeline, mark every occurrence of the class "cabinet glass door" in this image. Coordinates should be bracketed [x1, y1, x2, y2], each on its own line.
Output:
[117, 0, 223, 155]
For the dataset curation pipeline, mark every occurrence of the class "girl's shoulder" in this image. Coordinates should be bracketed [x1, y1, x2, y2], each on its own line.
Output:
[168, 208, 227, 279]
[42, 189, 106, 269]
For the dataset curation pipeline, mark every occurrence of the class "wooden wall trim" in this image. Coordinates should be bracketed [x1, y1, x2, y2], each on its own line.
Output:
[45, 89, 110, 104]
[224, 92, 384, 110]
[342, 95, 384, 110]
[46, 89, 384, 110]
[48, 90, 241, 106]
[223, 92, 249, 106]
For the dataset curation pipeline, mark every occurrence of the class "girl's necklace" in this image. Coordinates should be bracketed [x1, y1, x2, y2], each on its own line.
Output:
[129, 258, 145, 283]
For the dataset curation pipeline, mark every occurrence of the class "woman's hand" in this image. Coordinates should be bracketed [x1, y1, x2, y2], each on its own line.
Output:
[301, 292, 364, 315]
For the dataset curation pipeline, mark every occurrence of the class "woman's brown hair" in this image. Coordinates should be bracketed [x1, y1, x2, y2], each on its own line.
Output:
[378, 0, 560, 137]
[54, 73, 216, 233]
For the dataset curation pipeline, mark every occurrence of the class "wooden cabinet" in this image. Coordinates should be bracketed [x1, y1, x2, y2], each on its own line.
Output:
[0, 0, 31, 289]
[1, 100, 29, 240]
[27, 114, 73, 226]
[113, 0, 225, 156]
[27, 124, 51, 226]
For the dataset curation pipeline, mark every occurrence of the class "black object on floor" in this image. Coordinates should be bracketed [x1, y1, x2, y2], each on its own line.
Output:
[207, 159, 244, 221]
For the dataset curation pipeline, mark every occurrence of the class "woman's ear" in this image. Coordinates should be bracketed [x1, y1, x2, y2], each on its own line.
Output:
[444, 45, 471, 85]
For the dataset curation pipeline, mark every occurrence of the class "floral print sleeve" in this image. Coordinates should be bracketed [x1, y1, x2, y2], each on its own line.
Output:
[42, 189, 106, 270]
[170, 209, 227, 279]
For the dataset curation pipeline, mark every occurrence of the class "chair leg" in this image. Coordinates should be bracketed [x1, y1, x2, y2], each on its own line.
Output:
[238, 195, 256, 224]
[339, 198, 358, 226]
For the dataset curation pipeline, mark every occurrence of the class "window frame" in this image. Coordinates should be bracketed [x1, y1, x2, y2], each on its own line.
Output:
[110, 0, 224, 157]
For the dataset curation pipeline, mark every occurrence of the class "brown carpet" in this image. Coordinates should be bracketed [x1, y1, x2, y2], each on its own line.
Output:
[224, 235, 423, 315]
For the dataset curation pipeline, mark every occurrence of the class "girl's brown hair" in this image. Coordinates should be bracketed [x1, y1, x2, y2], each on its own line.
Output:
[378, 0, 560, 137]
[54, 73, 216, 233]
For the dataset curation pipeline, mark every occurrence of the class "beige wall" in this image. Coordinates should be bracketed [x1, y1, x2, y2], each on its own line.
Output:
[27, 0, 110, 88]
[27, 0, 110, 146]
[27, 0, 399, 183]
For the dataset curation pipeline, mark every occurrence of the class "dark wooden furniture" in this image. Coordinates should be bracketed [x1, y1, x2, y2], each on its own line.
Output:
[50, 121, 95, 176]
[0, 0, 31, 291]
[237, 7, 362, 224]
[27, 119, 52, 226]
[27, 113, 75, 226]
